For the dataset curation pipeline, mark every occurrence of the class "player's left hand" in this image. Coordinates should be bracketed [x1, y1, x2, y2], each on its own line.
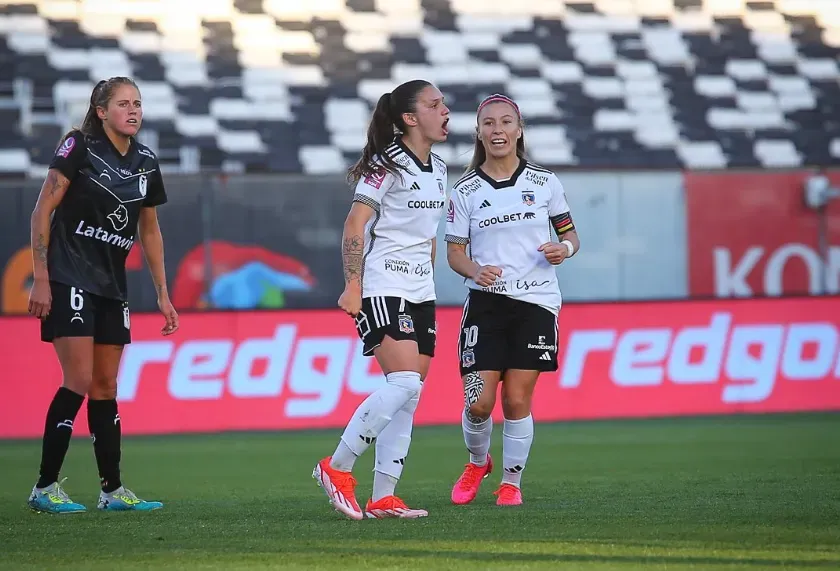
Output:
[538, 242, 569, 265]
[158, 295, 179, 336]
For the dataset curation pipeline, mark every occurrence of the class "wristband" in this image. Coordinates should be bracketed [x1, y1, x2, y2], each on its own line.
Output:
[561, 240, 575, 257]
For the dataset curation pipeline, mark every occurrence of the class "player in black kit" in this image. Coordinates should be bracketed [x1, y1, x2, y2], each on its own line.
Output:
[26, 77, 178, 514]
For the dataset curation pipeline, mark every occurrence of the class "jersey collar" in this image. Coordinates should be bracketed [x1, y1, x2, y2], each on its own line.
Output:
[476, 157, 526, 189]
[394, 137, 433, 173]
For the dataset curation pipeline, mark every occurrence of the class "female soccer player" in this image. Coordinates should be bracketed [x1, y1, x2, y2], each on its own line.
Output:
[26, 77, 178, 514]
[445, 94, 580, 506]
[313, 79, 450, 520]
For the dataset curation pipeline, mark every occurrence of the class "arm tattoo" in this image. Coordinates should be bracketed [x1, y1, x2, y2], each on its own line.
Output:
[45, 170, 62, 197]
[35, 233, 48, 264]
[342, 234, 364, 284]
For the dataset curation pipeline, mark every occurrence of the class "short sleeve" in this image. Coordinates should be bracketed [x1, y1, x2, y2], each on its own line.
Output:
[444, 186, 471, 245]
[548, 175, 575, 235]
[143, 168, 168, 207]
[548, 175, 570, 217]
[49, 131, 87, 181]
[353, 167, 395, 210]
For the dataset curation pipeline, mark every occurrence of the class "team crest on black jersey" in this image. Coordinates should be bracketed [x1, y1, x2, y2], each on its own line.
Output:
[139, 174, 147, 197]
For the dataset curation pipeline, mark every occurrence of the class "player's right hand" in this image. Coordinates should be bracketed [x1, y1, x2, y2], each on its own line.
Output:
[472, 265, 503, 287]
[338, 286, 362, 317]
[28, 277, 52, 320]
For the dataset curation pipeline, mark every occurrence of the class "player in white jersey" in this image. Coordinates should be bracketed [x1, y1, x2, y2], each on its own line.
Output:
[313, 80, 450, 520]
[445, 94, 580, 507]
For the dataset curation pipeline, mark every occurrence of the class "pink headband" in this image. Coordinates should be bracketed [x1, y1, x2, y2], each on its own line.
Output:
[477, 94, 521, 118]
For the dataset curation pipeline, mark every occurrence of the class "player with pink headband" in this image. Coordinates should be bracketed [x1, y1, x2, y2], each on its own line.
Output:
[444, 93, 580, 506]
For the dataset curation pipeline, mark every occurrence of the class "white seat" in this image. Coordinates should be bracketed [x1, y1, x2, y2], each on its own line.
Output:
[626, 93, 669, 112]
[0, 149, 30, 173]
[830, 138, 840, 159]
[754, 139, 802, 168]
[175, 115, 220, 137]
[455, 14, 534, 34]
[616, 60, 658, 80]
[695, 76, 737, 98]
[216, 130, 266, 154]
[796, 58, 840, 80]
[777, 92, 817, 112]
[594, 110, 636, 131]
[331, 131, 366, 152]
[47, 49, 92, 71]
[500, 44, 543, 68]
[345, 33, 390, 53]
[324, 99, 370, 134]
[445, 113, 477, 136]
[6, 32, 49, 54]
[525, 125, 568, 147]
[636, 124, 680, 149]
[528, 144, 576, 165]
[677, 141, 728, 169]
[506, 78, 553, 100]
[725, 60, 768, 81]
[583, 77, 624, 99]
[120, 31, 161, 54]
[540, 61, 584, 84]
[299, 146, 345, 174]
[768, 75, 811, 95]
[756, 39, 798, 64]
[736, 92, 778, 111]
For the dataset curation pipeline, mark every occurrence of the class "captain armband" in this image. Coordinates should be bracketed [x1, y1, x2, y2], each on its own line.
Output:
[550, 212, 575, 237]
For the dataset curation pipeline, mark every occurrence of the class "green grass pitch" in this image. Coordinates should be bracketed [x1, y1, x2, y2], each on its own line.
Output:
[1, 413, 838, 570]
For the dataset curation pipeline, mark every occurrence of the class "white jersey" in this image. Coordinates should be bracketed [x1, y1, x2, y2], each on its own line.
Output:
[352, 138, 448, 303]
[445, 160, 573, 314]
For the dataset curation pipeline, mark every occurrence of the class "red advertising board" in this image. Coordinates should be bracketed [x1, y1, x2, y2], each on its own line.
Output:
[1, 297, 839, 439]
[685, 170, 840, 298]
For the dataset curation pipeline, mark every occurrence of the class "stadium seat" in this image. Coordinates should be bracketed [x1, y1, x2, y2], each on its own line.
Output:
[0, 0, 837, 176]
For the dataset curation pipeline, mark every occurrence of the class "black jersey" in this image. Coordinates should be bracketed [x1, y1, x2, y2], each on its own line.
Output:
[47, 130, 168, 301]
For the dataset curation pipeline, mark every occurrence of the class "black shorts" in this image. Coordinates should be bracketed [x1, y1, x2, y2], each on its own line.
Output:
[458, 289, 558, 376]
[354, 296, 436, 357]
[41, 281, 132, 345]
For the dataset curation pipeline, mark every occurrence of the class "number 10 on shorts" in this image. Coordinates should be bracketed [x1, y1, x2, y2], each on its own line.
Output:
[461, 325, 478, 368]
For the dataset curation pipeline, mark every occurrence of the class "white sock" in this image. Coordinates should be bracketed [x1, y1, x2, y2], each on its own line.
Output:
[330, 440, 357, 472]
[462, 409, 492, 467]
[501, 415, 534, 488]
[330, 371, 421, 472]
[373, 389, 421, 501]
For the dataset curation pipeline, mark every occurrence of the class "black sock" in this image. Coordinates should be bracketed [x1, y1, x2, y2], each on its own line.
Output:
[87, 399, 122, 493]
[36, 387, 85, 489]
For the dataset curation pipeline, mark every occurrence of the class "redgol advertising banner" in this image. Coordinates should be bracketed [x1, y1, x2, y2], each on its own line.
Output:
[1, 297, 839, 439]
[685, 170, 840, 298]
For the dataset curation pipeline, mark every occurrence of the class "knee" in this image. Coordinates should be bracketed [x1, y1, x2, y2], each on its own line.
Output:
[467, 401, 494, 421]
[88, 375, 117, 400]
[501, 391, 531, 419]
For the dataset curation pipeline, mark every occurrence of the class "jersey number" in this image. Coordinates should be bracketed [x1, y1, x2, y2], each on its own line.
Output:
[463, 325, 478, 348]
[70, 287, 84, 311]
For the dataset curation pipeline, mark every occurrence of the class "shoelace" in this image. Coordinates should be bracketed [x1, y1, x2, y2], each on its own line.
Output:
[50, 477, 72, 503]
[331, 471, 358, 496]
[372, 496, 408, 510]
[494, 484, 519, 501]
[458, 464, 484, 489]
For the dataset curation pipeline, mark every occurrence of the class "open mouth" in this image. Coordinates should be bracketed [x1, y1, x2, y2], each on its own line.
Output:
[127, 118, 138, 125]
[491, 138, 507, 147]
[442, 117, 449, 135]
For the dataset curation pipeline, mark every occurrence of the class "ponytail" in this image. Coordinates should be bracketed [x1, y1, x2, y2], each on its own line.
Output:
[347, 79, 433, 186]
[347, 92, 401, 185]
